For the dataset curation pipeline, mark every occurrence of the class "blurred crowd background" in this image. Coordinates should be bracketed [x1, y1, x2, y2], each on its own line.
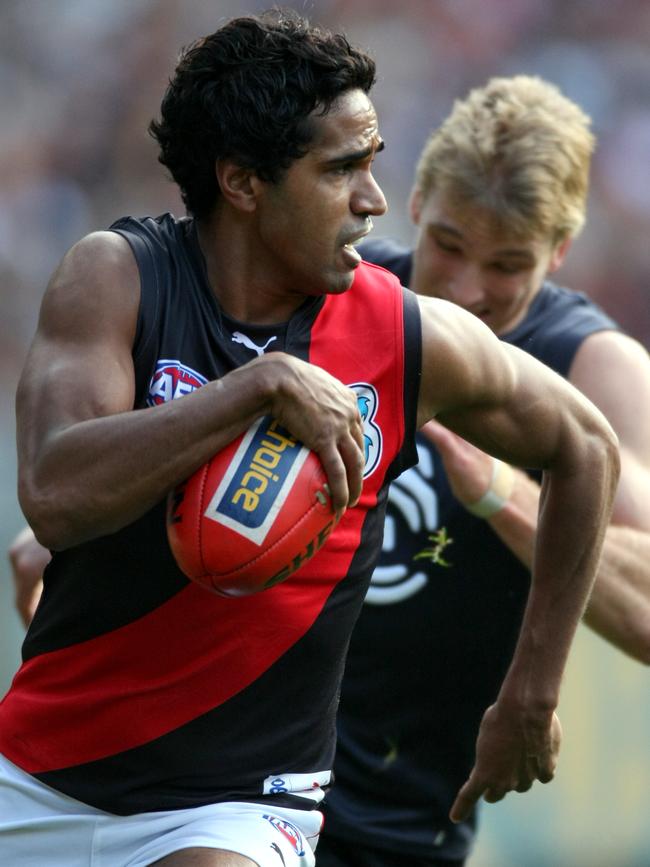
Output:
[1, 2, 649, 865]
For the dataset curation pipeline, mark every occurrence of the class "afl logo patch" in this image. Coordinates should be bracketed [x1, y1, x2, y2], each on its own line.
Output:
[147, 359, 208, 406]
[349, 382, 382, 478]
[204, 416, 309, 545]
[262, 815, 306, 857]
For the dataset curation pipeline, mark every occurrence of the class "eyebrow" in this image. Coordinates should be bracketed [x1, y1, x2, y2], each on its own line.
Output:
[325, 139, 385, 168]
[431, 222, 535, 260]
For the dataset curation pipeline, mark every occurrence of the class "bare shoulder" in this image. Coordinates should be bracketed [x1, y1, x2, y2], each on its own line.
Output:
[17, 229, 142, 419]
[417, 295, 516, 426]
[39, 230, 140, 344]
[571, 329, 650, 381]
[570, 329, 650, 456]
[570, 329, 650, 412]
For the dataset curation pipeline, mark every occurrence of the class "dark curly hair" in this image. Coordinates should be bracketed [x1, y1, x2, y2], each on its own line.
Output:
[149, 9, 376, 219]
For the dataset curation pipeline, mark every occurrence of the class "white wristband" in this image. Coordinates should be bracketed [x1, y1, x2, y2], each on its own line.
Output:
[465, 459, 514, 519]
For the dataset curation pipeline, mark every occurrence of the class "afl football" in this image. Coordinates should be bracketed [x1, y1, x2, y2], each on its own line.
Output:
[166, 415, 338, 596]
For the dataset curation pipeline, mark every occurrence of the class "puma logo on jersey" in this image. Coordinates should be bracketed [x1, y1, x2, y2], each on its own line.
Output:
[232, 331, 277, 356]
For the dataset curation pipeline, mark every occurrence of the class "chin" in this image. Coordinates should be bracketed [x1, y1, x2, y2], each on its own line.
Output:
[328, 267, 356, 295]
[303, 263, 355, 297]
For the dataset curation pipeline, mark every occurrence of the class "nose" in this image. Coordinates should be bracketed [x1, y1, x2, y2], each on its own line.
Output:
[446, 263, 485, 309]
[352, 171, 387, 218]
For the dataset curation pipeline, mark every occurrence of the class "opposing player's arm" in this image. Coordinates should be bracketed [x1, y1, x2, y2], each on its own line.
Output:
[568, 330, 650, 660]
[18, 234, 363, 551]
[416, 296, 620, 822]
[8, 526, 49, 628]
[440, 329, 650, 663]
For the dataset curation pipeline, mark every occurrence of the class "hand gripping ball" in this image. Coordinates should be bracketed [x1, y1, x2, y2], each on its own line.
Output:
[166, 416, 339, 596]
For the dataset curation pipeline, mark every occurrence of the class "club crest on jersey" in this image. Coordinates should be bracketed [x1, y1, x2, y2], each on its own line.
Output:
[349, 382, 382, 478]
[147, 359, 208, 406]
[204, 416, 309, 545]
[262, 815, 306, 857]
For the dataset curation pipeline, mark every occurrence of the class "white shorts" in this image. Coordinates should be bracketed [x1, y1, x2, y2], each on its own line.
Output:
[0, 753, 322, 866]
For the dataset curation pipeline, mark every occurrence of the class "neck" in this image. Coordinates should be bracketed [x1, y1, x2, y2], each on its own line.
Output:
[195, 211, 306, 325]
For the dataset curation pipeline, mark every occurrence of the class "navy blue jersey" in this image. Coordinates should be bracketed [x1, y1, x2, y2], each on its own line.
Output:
[0, 216, 421, 816]
[321, 238, 620, 861]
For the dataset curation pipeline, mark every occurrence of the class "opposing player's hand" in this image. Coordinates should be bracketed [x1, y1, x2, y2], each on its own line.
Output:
[264, 354, 365, 513]
[449, 701, 562, 823]
[421, 419, 495, 505]
[8, 526, 49, 628]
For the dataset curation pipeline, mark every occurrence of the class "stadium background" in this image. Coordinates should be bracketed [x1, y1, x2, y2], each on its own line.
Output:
[0, 2, 648, 864]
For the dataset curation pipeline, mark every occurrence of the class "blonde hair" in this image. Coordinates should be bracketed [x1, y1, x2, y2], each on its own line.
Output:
[415, 75, 595, 241]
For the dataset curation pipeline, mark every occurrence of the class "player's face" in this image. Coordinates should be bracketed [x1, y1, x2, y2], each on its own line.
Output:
[254, 88, 387, 300]
[410, 189, 571, 335]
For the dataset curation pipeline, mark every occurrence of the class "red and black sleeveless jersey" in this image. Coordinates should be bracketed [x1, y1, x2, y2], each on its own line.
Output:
[0, 214, 421, 815]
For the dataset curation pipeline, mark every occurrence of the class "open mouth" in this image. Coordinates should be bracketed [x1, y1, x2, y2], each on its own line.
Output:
[345, 220, 373, 248]
[341, 220, 374, 265]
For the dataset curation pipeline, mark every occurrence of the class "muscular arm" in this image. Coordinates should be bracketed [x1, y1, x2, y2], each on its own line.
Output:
[17, 232, 363, 550]
[416, 297, 620, 822]
[425, 329, 650, 664]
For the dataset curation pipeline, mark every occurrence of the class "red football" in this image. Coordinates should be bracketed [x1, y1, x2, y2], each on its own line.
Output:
[166, 416, 338, 596]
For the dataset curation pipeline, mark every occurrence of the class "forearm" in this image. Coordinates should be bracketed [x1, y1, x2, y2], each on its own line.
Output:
[19, 363, 272, 550]
[497, 436, 619, 714]
[583, 525, 650, 664]
[489, 475, 650, 664]
[487, 468, 539, 567]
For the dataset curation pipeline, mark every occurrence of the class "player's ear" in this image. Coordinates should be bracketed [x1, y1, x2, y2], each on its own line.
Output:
[548, 235, 573, 273]
[409, 187, 423, 225]
[216, 159, 259, 213]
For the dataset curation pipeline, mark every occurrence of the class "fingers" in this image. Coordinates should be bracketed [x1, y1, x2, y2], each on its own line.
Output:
[449, 752, 554, 823]
[267, 356, 366, 510]
[535, 754, 557, 784]
[483, 788, 508, 803]
[449, 774, 481, 823]
[524, 714, 561, 785]
[318, 445, 350, 514]
[450, 708, 563, 824]
[338, 432, 365, 508]
[512, 756, 535, 793]
[304, 384, 364, 512]
[319, 437, 365, 513]
[450, 774, 532, 823]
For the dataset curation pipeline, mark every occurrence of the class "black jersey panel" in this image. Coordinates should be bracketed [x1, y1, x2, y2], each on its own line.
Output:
[390, 287, 421, 482]
[503, 281, 619, 374]
[22, 502, 188, 659]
